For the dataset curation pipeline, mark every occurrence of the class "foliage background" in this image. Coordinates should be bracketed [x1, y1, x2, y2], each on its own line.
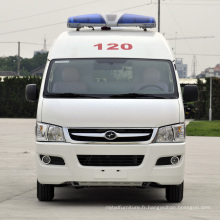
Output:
[0, 53, 48, 76]
[0, 77, 42, 118]
[195, 78, 220, 120]
[0, 53, 46, 117]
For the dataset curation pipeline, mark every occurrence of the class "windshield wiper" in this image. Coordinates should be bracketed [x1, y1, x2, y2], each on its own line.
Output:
[109, 93, 166, 99]
[46, 93, 100, 98]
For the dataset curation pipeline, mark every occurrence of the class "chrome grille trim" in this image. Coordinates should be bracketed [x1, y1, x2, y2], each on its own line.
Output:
[70, 132, 150, 138]
[63, 127, 158, 144]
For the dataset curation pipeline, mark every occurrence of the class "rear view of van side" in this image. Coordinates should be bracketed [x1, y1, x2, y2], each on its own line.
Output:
[26, 13, 198, 202]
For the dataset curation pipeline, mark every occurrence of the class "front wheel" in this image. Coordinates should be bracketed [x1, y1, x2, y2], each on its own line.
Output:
[165, 181, 184, 203]
[37, 180, 54, 201]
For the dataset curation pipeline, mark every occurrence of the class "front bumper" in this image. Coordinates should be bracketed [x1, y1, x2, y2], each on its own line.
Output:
[36, 142, 185, 186]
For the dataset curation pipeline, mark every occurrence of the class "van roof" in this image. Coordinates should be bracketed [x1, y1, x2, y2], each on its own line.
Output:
[48, 29, 174, 61]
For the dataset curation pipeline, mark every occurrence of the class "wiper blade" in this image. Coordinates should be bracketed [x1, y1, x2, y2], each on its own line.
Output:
[46, 93, 100, 98]
[110, 93, 166, 99]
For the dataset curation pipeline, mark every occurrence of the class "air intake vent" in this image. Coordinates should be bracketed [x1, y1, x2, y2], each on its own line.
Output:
[77, 155, 144, 166]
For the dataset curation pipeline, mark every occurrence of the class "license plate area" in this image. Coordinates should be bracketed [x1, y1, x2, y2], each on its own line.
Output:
[94, 169, 127, 179]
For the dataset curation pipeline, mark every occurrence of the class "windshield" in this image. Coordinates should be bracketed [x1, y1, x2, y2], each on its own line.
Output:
[44, 58, 178, 99]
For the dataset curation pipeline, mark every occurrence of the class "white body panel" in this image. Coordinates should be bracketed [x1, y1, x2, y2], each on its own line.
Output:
[41, 99, 180, 128]
[37, 143, 184, 185]
[36, 28, 185, 186]
[48, 29, 173, 60]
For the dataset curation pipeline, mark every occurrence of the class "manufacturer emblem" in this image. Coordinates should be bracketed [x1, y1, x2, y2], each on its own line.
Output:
[105, 131, 117, 140]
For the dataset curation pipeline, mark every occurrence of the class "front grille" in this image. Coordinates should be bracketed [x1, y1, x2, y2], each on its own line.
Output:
[69, 128, 153, 142]
[77, 155, 144, 166]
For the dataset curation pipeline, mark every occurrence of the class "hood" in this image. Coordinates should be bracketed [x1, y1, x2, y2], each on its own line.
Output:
[41, 99, 180, 128]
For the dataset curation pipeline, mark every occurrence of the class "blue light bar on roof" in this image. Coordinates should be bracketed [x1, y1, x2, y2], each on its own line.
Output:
[118, 13, 156, 28]
[67, 13, 156, 29]
[67, 13, 106, 28]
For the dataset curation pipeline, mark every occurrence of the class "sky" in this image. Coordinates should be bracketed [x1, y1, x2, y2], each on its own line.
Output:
[0, 0, 220, 77]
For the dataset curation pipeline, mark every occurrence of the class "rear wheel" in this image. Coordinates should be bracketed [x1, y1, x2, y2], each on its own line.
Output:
[165, 181, 184, 203]
[37, 180, 54, 201]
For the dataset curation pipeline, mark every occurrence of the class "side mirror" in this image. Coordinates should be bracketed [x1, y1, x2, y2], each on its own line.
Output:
[183, 85, 198, 102]
[25, 84, 39, 102]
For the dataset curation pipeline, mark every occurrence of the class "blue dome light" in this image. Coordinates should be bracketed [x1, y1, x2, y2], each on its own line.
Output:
[67, 13, 156, 29]
[118, 13, 156, 28]
[67, 13, 106, 28]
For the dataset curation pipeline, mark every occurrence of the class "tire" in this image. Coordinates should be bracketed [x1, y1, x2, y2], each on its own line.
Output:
[165, 181, 184, 203]
[37, 180, 54, 201]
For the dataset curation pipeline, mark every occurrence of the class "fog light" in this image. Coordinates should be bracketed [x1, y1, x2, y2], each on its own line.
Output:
[170, 156, 179, 165]
[42, 155, 51, 164]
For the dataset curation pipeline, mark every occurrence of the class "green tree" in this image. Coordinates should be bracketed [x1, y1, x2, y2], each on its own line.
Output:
[0, 52, 48, 76]
[0, 56, 18, 71]
[20, 52, 48, 75]
[195, 78, 220, 120]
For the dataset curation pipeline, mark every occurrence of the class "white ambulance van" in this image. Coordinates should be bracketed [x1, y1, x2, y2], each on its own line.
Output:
[26, 13, 198, 202]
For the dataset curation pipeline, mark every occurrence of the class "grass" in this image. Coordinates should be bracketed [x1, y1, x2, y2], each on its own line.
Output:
[186, 120, 220, 137]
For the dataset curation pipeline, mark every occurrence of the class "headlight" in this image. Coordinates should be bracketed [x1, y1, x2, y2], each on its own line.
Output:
[36, 123, 65, 142]
[47, 125, 65, 141]
[156, 124, 185, 143]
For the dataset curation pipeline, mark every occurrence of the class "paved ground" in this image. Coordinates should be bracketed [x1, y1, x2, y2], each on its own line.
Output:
[0, 119, 219, 219]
